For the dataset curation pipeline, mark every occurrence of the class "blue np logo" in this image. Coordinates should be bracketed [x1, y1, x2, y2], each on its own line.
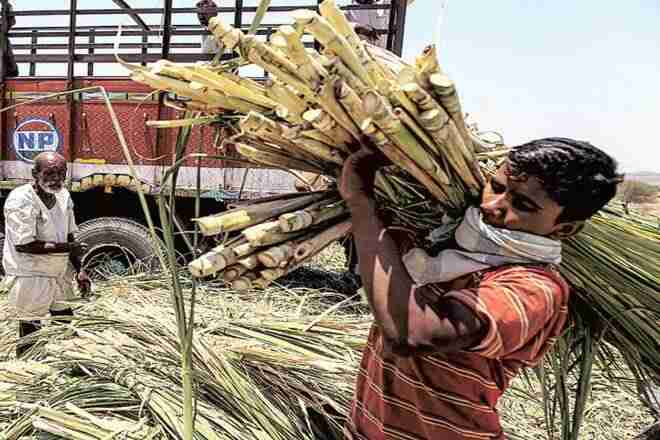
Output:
[12, 117, 62, 163]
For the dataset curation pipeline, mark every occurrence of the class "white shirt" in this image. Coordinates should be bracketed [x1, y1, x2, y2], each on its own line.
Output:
[3, 184, 78, 278]
[202, 35, 222, 54]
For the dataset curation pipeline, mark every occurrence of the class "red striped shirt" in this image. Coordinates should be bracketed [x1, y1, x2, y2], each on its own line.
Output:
[346, 265, 570, 440]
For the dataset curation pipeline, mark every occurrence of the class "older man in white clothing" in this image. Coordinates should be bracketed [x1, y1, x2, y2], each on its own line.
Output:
[3, 152, 90, 357]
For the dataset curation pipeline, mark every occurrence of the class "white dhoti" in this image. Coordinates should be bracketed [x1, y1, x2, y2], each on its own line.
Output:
[4, 267, 76, 319]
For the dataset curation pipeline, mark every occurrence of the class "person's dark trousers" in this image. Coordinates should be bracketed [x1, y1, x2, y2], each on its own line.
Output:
[16, 308, 74, 358]
[16, 320, 40, 358]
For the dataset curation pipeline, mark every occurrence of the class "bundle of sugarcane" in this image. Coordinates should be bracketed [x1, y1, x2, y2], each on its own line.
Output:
[186, 190, 352, 289]
[121, 0, 489, 287]
[121, 0, 660, 418]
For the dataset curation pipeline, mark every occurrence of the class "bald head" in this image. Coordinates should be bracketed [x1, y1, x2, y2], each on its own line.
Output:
[33, 152, 66, 173]
[32, 152, 67, 194]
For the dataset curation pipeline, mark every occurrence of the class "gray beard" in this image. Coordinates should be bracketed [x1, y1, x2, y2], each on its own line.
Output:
[38, 182, 62, 195]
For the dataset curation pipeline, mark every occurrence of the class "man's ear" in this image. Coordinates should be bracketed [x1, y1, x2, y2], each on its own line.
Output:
[550, 221, 585, 240]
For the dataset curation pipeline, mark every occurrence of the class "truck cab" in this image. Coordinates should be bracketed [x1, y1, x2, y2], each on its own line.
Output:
[0, 0, 408, 278]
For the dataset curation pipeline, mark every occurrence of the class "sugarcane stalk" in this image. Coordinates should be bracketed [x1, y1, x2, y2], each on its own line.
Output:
[429, 72, 474, 154]
[279, 201, 347, 232]
[319, 0, 385, 90]
[154, 61, 277, 109]
[415, 45, 443, 90]
[132, 71, 265, 113]
[261, 267, 288, 281]
[237, 255, 259, 270]
[361, 118, 454, 204]
[293, 219, 352, 262]
[335, 80, 369, 130]
[256, 223, 346, 284]
[292, 9, 375, 89]
[257, 243, 295, 268]
[224, 264, 249, 282]
[266, 80, 308, 122]
[232, 241, 256, 258]
[243, 220, 307, 247]
[208, 17, 243, 52]
[234, 132, 326, 167]
[235, 142, 325, 174]
[188, 243, 240, 277]
[131, 71, 206, 102]
[146, 116, 217, 129]
[393, 107, 441, 162]
[170, 100, 225, 113]
[229, 134, 305, 162]
[189, 81, 267, 114]
[402, 82, 441, 112]
[194, 191, 330, 235]
[188, 65, 277, 109]
[239, 112, 318, 161]
[303, 108, 354, 152]
[288, 131, 347, 166]
[242, 220, 282, 243]
[363, 91, 451, 186]
[418, 109, 482, 190]
[247, 45, 317, 99]
[318, 79, 362, 140]
[325, 56, 369, 95]
[301, 127, 339, 148]
[231, 272, 259, 291]
[253, 277, 272, 289]
[245, 34, 300, 79]
[279, 25, 327, 89]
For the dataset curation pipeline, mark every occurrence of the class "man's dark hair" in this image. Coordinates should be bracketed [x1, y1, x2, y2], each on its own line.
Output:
[507, 138, 623, 223]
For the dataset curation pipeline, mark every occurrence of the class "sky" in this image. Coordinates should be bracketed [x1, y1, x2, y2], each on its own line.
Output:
[8, 0, 660, 172]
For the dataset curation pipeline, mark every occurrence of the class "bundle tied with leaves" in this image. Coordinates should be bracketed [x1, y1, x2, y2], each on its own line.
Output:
[124, 0, 660, 434]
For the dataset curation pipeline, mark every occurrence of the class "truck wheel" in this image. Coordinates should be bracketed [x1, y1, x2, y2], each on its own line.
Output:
[77, 217, 164, 280]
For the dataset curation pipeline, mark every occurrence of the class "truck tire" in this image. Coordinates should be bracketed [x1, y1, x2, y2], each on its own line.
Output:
[77, 217, 164, 280]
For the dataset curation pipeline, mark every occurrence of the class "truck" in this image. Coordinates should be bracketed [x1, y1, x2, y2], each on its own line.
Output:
[0, 0, 409, 278]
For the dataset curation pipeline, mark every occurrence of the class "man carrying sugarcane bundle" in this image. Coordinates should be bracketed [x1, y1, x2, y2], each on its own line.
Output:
[2, 152, 91, 358]
[339, 138, 621, 439]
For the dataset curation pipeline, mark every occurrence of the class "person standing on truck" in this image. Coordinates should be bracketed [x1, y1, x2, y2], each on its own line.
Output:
[1, 0, 19, 77]
[339, 138, 621, 439]
[196, 0, 222, 55]
[2, 152, 91, 358]
[343, 0, 415, 48]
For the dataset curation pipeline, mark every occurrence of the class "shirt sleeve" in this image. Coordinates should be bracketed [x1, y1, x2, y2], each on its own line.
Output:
[4, 195, 39, 246]
[443, 267, 569, 364]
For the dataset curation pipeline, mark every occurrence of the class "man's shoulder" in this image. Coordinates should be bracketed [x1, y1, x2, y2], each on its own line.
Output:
[5, 184, 36, 206]
[482, 264, 570, 295]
